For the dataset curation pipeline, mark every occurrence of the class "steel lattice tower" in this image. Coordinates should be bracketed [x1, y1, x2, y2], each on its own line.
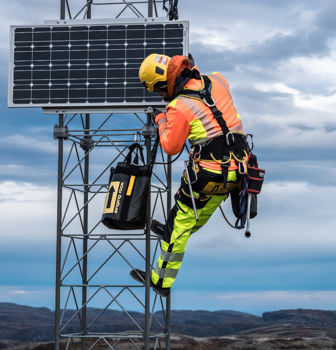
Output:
[53, 1, 179, 349]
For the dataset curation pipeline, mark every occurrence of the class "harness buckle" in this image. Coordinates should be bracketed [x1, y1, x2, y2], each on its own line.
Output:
[199, 90, 216, 107]
[221, 155, 231, 164]
[226, 132, 235, 146]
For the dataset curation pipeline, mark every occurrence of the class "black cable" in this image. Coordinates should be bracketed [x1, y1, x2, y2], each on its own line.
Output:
[169, 0, 178, 20]
[154, 146, 185, 165]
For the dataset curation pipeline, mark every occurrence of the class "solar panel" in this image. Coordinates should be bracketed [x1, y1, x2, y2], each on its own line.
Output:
[8, 19, 188, 109]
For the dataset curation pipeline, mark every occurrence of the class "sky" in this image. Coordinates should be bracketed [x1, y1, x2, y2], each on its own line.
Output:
[0, 0, 336, 316]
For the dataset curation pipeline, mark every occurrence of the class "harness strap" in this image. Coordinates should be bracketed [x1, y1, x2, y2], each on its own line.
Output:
[198, 134, 248, 161]
[180, 75, 235, 146]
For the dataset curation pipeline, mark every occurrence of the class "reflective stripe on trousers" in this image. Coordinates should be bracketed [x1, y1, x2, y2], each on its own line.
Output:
[151, 193, 228, 288]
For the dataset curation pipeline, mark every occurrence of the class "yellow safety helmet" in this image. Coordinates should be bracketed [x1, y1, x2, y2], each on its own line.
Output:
[139, 53, 171, 92]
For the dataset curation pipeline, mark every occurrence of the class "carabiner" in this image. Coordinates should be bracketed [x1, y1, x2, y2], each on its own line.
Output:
[238, 160, 247, 175]
[192, 144, 202, 161]
[202, 96, 216, 108]
[199, 89, 216, 107]
[246, 134, 254, 152]
[134, 131, 141, 143]
[190, 158, 198, 184]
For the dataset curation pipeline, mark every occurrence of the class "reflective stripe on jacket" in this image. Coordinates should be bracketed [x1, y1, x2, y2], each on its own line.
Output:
[155, 72, 243, 156]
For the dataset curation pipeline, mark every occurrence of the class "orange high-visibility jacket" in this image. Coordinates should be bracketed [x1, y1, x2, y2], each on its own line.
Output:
[155, 72, 244, 158]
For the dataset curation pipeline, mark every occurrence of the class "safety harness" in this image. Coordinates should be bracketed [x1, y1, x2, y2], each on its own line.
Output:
[173, 70, 265, 233]
[176, 72, 249, 187]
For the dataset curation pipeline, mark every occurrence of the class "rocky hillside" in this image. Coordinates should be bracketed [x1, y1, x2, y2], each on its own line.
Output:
[0, 303, 336, 345]
[165, 310, 264, 337]
[2, 327, 336, 350]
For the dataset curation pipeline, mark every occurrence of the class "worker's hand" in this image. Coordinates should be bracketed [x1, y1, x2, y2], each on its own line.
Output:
[153, 108, 162, 117]
[154, 112, 167, 126]
[150, 108, 164, 126]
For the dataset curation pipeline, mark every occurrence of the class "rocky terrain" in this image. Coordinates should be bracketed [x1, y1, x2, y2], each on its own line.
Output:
[0, 303, 336, 349]
[2, 328, 336, 350]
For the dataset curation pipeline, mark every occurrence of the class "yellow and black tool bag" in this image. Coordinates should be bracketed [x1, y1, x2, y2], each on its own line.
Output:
[102, 137, 159, 230]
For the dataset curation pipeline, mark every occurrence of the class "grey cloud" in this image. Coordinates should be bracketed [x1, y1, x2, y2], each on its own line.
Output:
[192, 30, 329, 73]
[315, 0, 336, 33]
[262, 160, 336, 187]
[189, 44, 236, 74]
[247, 31, 327, 63]
[232, 86, 295, 116]
[180, 0, 317, 30]
[248, 123, 336, 163]
[189, 1, 336, 74]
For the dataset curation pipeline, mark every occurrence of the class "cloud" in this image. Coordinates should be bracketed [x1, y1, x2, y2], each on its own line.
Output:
[0, 180, 55, 202]
[11, 289, 28, 295]
[0, 285, 54, 308]
[186, 180, 336, 259]
[280, 53, 336, 94]
[0, 164, 23, 173]
[170, 289, 336, 314]
[255, 82, 336, 115]
[189, 0, 336, 68]
[0, 181, 56, 244]
[212, 290, 336, 313]
[261, 160, 336, 186]
[0, 134, 57, 154]
[0, 163, 56, 184]
[184, 0, 317, 46]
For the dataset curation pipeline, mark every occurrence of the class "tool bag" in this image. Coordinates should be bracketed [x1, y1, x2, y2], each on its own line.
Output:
[245, 153, 265, 194]
[231, 152, 265, 228]
[102, 137, 159, 230]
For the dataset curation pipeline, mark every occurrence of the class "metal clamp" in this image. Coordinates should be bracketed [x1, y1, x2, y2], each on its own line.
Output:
[80, 136, 94, 150]
[142, 125, 157, 137]
[53, 125, 68, 139]
[145, 107, 154, 114]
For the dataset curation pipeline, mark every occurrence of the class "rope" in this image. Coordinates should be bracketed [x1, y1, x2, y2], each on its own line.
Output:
[219, 205, 241, 230]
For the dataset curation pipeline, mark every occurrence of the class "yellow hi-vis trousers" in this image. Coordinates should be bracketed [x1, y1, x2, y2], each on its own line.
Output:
[151, 193, 228, 288]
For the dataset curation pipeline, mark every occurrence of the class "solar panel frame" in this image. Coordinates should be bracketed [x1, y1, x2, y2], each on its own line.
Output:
[8, 18, 189, 110]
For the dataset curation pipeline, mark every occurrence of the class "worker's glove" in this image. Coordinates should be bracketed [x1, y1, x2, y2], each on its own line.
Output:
[154, 112, 167, 127]
[149, 108, 163, 125]
[153, 108, 162, 117]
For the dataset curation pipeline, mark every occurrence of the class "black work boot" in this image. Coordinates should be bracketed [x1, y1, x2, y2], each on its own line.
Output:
[150, 219, 166, 240]
[130, 268, 170, 298]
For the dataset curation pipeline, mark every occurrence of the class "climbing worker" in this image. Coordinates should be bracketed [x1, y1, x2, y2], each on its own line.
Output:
[130, 53, 250, 297]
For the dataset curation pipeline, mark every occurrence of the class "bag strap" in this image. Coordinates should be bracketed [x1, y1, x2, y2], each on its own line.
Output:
[124, 143, 145, 165]
[124, 135, 159, 169]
